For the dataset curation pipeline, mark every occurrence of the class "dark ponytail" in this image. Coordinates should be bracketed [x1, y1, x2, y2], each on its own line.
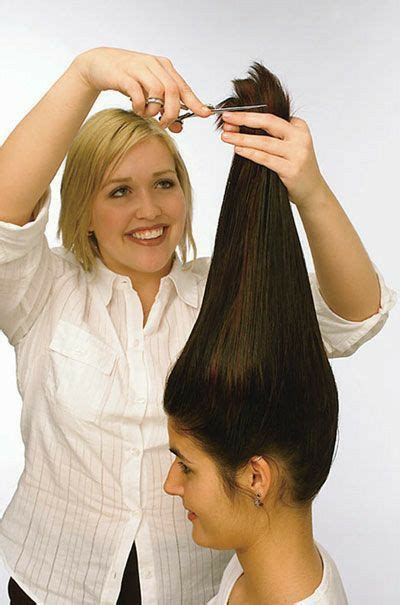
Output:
[164, 63, 338, 504]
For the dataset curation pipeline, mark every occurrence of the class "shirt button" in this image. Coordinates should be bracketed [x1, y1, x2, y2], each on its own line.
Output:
[137, 398, 145, 405]
[133, 338, 141, 348]
[130, 448, 141, 457]
[132, 509, 141, 518]
[143, 569, 153, 580]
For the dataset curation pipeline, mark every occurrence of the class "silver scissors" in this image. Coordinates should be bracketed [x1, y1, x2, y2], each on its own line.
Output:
[175, 103, 268, 124]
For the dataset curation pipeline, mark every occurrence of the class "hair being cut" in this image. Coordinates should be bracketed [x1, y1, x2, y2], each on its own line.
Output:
[164, 63, 338, 505]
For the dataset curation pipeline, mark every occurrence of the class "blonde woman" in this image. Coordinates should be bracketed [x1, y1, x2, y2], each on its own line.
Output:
[0, 47, 395, 604]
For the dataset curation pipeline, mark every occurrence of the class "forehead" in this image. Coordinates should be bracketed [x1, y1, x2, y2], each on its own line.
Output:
[167, 419, 204, 459]
[111, 137, 175, 178]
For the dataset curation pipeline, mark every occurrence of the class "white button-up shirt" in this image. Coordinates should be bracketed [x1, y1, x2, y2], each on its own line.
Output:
[0, 198, 396, 604]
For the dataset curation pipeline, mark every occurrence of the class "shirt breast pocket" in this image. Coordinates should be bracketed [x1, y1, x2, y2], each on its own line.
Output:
[48, 319, 117, 422]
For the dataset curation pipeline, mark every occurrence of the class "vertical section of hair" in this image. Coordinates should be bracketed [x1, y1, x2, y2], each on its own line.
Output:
[164, 63, 338, 503]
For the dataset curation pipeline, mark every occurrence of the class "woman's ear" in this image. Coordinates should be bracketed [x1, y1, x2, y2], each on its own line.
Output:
[248, 456, 273, 507]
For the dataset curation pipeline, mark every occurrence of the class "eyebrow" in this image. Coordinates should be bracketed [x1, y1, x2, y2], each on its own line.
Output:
[102, 169, 177, 189]
[169, 447, 193, 464]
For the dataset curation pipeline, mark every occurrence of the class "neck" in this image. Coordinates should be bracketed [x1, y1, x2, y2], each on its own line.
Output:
[129, 257, 174, 295]
[236, 506, 322, 605]
[131, 258, 175, 327]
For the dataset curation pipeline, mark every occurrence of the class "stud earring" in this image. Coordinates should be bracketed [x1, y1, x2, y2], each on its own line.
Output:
[254, 493, 263, 508]
[88, 230, 94, 236]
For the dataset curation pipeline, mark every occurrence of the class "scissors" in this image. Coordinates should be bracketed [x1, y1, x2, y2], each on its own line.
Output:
[174, 103, 268, 124]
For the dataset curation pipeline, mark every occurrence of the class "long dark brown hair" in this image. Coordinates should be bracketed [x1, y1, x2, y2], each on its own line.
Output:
[164, 63, 338, 505]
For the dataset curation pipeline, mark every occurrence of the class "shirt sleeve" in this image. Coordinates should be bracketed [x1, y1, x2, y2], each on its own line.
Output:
[0, 192, 53, 345]
[310, 264, 397, 358]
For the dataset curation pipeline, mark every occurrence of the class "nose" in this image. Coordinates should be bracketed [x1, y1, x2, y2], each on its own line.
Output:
[163, 461, 184, 497]
[134, 189, 163, 220]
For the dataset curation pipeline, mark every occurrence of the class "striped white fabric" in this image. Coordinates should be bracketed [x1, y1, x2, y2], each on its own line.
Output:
[0, 196, 396, 605]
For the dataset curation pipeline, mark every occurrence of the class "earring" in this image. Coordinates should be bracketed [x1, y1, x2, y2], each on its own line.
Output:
[88, 231, 94, 236]
[254, 493, 263, 508]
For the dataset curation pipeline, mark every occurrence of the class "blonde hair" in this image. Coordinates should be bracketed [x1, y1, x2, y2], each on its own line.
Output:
[58, 108, 197, 272]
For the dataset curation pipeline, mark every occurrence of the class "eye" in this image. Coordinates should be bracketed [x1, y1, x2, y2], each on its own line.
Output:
[156, 179, 175, 189]
[178, 461, 192, 475]
[110, 186, 130, 198]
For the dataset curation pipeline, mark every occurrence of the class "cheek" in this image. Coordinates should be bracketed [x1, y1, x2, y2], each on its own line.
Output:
[94, 205, 127, 238]
[192, 485, 248, 548]
[169, 193, 187, 224]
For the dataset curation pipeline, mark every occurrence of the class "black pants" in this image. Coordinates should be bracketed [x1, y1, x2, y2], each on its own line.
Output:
[8, 542, 141, 604]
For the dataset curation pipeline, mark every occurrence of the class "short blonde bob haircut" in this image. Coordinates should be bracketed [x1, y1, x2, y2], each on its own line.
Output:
[58, 108, 197, 272]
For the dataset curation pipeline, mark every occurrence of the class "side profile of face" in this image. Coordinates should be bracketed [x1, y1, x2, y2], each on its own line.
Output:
[89, 136, 187, 280]
[164, 418, 272, 551]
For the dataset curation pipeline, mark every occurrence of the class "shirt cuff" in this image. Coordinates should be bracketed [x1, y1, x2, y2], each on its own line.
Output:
[310, 264, 397, 358]
[0, 192, 51, 264]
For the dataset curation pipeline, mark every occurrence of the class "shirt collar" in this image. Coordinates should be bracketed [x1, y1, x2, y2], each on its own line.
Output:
[90, 258, 119, 306]
[90, 255, 199, 309]
[166, 256, 199, 308]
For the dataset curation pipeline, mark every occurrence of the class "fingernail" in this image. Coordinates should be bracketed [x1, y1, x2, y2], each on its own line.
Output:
[222, 112, 232, 118]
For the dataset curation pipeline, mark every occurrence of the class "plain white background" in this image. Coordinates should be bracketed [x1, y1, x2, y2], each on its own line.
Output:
[0, 0, 399, 602]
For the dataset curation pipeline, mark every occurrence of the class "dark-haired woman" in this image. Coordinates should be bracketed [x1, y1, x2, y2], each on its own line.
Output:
[0, 47, 395, 604]
[164, 420, 347, 604]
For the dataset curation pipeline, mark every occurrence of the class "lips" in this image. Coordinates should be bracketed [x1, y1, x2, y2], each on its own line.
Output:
[125, 224, 168, 235]
[185, 506, 198, 520]
[124, 225, 169, 246]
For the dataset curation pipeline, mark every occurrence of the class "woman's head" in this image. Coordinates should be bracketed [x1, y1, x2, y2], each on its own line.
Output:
[164, 417, 292, 550]
[58, 108, 197, 274]
[163, 63, 338, 549]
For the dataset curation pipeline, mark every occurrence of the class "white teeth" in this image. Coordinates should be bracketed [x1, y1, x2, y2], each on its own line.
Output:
[129, 227, 165, 240]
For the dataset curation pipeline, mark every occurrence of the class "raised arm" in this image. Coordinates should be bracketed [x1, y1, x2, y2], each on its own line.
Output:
[0, 47, 210, 226]
[294, 178, 380, 322]
[0, 58, 98, 226]
[220, 111, 381, 322]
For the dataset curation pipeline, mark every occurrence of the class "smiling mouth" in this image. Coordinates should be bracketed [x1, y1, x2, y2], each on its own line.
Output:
[125, 225, 169, 245]
[126, 226, 167, 240]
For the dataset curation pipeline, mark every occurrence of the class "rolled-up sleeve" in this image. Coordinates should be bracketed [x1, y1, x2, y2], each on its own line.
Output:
[310, 265, 397, 358]
[0, 193, 53, 345]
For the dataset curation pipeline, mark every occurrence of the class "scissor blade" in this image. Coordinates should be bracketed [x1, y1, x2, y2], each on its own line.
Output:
[210, 103, 268, 113]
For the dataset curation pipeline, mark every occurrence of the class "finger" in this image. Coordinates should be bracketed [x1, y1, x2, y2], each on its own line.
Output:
[125, 79, 147, 115]
[222, 123, 240, 133]
[290, 116, 309, 132]
[168, 121, 183, 134]
[221, 131, 288, 158]
[128, 68, 166, 118]
[147, 62, 181, 126]
[234, 146, 290, 175]
[156, 56, 211, 118]
[222, 111, 293, 140]
[145, 99, 165, 118]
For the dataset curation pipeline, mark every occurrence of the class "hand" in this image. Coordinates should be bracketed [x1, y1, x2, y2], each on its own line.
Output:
[73, 47, 212, 131]
[220, 112, 326, 210]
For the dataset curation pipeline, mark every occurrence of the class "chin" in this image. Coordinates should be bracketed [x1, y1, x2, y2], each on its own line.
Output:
[192, 526, 228, 551]
[124, 252, 174, 275]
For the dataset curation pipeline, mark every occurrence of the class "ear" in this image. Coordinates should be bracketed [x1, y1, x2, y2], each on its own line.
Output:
[248, 456, 272, 506]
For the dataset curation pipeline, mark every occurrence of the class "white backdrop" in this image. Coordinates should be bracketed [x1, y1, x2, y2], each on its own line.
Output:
[0, 0, 399, 603]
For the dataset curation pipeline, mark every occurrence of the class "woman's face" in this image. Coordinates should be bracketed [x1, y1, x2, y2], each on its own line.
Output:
[89, 136, 187, 280]
[164, 419, 263, 551]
